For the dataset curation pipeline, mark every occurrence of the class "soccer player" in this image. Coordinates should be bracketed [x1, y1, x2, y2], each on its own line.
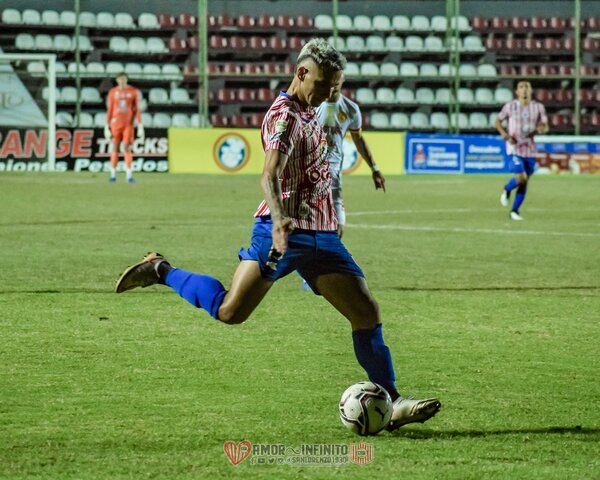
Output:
[495, 80, 549, 220]
[317, 74, 385, 238]
[114, 39, 440, 431]
[105, 72, 144, 183]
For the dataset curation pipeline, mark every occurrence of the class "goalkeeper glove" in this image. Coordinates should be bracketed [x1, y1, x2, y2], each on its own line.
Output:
[104, 125, 111, 140]
[136, 124, 145, 139]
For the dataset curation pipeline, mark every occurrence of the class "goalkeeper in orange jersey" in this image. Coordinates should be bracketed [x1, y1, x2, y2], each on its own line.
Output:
[105, 72, 144, 183]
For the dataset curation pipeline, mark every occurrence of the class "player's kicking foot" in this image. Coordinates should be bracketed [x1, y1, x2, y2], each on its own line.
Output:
[114, 252, 166, 293]
[510, 210, 524, 221]
[386, 397, 441, 431]
[127, 177, 135, 183]
[109, 176, 116, 183]
[500, 190, 510, 207]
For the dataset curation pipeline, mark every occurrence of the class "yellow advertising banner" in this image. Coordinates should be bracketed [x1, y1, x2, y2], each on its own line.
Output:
[169, 128, 405, 175]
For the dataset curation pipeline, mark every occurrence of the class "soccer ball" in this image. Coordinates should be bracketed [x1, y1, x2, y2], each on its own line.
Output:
[339, 381, 393, 436]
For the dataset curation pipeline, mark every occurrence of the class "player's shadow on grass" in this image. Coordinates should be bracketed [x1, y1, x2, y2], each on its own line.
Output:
[390, 426, 600, 439]
[390, 286, 600, 292]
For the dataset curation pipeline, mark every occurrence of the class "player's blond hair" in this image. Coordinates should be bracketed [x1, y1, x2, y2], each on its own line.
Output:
[296, 38, 346, 74]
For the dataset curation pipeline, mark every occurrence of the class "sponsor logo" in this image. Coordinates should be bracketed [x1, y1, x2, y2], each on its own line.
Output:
[213, 132, 250, 172]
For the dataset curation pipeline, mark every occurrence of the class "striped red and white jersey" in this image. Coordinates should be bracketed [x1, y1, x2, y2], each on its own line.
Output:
[498, 99, 548, 157]
[254, 92, 336, 231]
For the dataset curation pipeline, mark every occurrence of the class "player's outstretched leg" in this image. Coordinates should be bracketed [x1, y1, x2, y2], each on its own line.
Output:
[501, 176, 518, 207]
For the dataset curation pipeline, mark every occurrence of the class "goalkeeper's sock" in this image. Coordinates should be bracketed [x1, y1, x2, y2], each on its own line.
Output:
[109, 167, 116, 179]
[352, 324, 399, 401]
[124, 152, 133, 180]
[165, 268, 227, 320]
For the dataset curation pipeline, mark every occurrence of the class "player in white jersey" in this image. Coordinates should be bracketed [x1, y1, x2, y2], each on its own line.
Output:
[316, 75, 385, 238]
[114, 39, 440, 431]
[495, 80, 548, 220]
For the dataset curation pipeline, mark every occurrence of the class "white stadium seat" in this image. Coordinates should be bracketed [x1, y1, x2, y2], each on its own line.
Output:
[170, 88, 191, 104]
[375, 87, 395, 103]
[438, 64, 457, 77]
[41, 86, 59, 101]
[314, 14, 333, 30]
[78, 112, 94, 127]
[360, 62, 379, 76]
[42, 10, 60, 25]
[451, 15, 471, 31]
[96, 12, 115, 28]
[430, 112, 449, 130]
[54, 35, 72, 51]
[143, 63, 161, 80]
[399, 62, 418, 77]
[162, 64, 183, 81]
[356, 88, 376, 104]
[34, 34, 53, 51]
[451, 113, 469, 129]
[404, 35, 424, 51]
[56, 112, 74, 127]
[115, 13, 134, 28]
[2, 9, 21, 24]
[79, 12, 96, 27]
[327, 36, 345, 51]
[128, 37, 148, 53]
[353, 15, 372, 31]
[469, 112, 489, 129]
[372, 15, 391, 31]
[67, 62, 86, 76]
[411, 15, 430, 31]
[366, 35, 385, 51]
[477, 64, 498, 78]
[392, 15, 410, 31]
[431, 15, 447, 32]
[385, 36, 403, 51]
[395, 87, 415, 103]
[147, 37, 168, 53]
[125, 62, 143, 78]
[380, 62, 399, 76]
[370, 112, 389, 129]
[416, 87, 435, 104]
[336, 15, 353, 30]
[149, 88, 169, 104]
[420, 63, 438, 77]
[142, 112, 153, 127]
[106, 62, 124, 75]
[94, 112, 107, 127]
[410, 112, 429, 129]
[55, 62, 67, 74]
[110, 37, 128, 52]
[390, 112, 410, 129]
[488, 112, 498, 128]
[463, 35, 484, 52]
[424, 36, 444, 52]
[345, 36, 365, 52]
[15, 34, 35, 50]
[22, 9, 42, 25]
[59, 87, 77, 103]
[495, 87, 513, 104]
[59, 11, 76, 26]
[475, 88, 494, 104]
[138, 13, 159, 29]
[344, 62, 360, 76]
[458, 88, 475, 104]
[81, 87, 101, 103]
[459, 64, 477, 77]
[27, 62, 46, 76]
[435, 88, 451, 104]
[171, 113, 191, 128]
[152, 113, 171, 128]
[74, 35, 93, 51]
[86, 62, 105, 76]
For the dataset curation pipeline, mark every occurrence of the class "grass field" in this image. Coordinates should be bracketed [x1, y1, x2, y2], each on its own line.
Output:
[1, 172, 599, 479]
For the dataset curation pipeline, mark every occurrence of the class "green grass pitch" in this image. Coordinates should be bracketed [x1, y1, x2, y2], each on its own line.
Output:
[1, 172, 599, 479]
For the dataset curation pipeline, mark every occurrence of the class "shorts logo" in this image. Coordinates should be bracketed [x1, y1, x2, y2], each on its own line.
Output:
[213, 133, 251, 172]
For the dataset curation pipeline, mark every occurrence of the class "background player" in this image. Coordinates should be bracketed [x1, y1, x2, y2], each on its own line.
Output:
[105, 72, 144, 183]
[114, 38, 440, 431]
[317, 73, 385, 238]
[495, 80, 549, 220]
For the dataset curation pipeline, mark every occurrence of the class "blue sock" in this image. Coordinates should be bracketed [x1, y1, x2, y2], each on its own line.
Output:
[512, 185, 527, 212]
[504, 177, 518, 192]
[165, 268, 227, 320]
[352, 324, 398, 399]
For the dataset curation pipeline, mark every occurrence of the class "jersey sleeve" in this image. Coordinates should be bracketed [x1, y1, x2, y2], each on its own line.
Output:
[262, 107, 302, 156]
[348, 102, 362, 131]
[498, 102, 510, 121]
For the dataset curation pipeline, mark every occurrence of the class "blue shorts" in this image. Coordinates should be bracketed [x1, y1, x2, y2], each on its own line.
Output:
[238, 217, 364, 292]
[510, 155, 536, 176]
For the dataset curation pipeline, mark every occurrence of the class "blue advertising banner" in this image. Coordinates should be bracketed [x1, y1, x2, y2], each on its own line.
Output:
[405, 134, 510, 174]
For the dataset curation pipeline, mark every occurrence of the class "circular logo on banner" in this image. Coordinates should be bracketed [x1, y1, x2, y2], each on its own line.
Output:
[341, 135, 361, 174]
[213, 133, 251, 172]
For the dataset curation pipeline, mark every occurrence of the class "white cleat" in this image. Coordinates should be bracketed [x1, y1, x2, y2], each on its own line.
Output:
[386, 396, 441, 431]
[500, 190, 510, 207]
[510, 211, 524, 221]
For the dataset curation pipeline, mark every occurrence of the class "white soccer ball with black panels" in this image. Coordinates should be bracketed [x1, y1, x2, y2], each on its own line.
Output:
[339, 381, 393, 436]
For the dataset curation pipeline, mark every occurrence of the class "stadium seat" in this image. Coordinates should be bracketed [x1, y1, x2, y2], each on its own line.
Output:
[42, 10, 60, 25]
[162, 64, 182, 81]
[366, 35, 385, 51]
[346, 36, 366, 51]
[424, 36, 444, 52]
[159, 14, 176, 28]
[410, 112, 429, 129]
[269, 37, 286, 51]
[96, 12, 115, 28]
[152, 113, 171, 128]
[273, 15, 292, 29]
[370, 113, 390, 129]
[390, 112, 410, 129]
[169, 38, 187, 52]
[530, 16, 548, 31]
[142, 63, 161, 80]
[314, 14, 333, 30]
[110, 37, 128, 52]
[41, 86, 59, 101]
[75, 35, 93, 51]
[336, 15, 353, 30]
[416, 87, 435, 104]
[58, 10, 75, 26]
[16, 34, 35, 50]
[488, 112, 498, 128]
[535, 88, 553, 103]
[79, 11, 96, 27]
[451, 112, 469, 129]
[147, 37, 168, 53]
[177, 13, 196, 28]
[458, 88, 475, 104]
[495, 87, 513, 104]
[60, 87, 78, 103]
[229, 114, 248, 128]
[27, 62, 46, 76]
[435, 88, 451, 104]
[56, 112, 74, 127]
[404, 35, 424, 51]
[190, 113, 200, 128]
[149, 88, 169, 104]
[392, 15, 410, 31]
[171, 88, 191, 104]
[360, 62, 379, 76]
[209, 114, 228, 127]
[237, 88, 255, 102]
[380, 62, 399, 76]
[468, 112, 489, 129]
[2, 8, 20, 24]
[141, 112, 152, 126]
[22, 9, 41, 25]
[372, 15, 391, 31]
[430, 112, 449, 130]
[477, 64, 497, 77]
[86, 62, 104, 76]
[470, 16, 488, 30]
[462, 35, 484, 51]
[459, 64, 477, 77]
[256, 88, 273, 102]
[139, 13, 159, 29]
[356, 88, 376, 104]
[106, 62, 124, 75]
[450, 15, 471, 31]
[385, 36, 403, 51]
[491, 16, 509, 30]
[295, 15, 312, 28]
[124, 63, 143, 78]
[67, 62, 86, 76]
[345, 62, 360, 76]
[115, 13, 134, 28]
[171, 113, 191, 128]
[249, 36, 267, 49]
[248, 113, 265, 128]
[94, 112, 107, 127]
[289, 36, 307, 50]
[77, 112, 94, 128]
[129, 37, 148, 53]
[431, 15, 447, 32]
[34, 34, 53, 51]
[353, 15, 372, 31]
[399, 62, 418, 77]
[55, 62, 67, 74]
[438, 64, 456, 77]
[499, 64, 516, 76]
[376, 87, 395, 104]
[475, 88, 494, 104]
[554, 90, 573, 104]
[236, 15, 255, 28]
[411, 15, 429, 31]
[53, 35, 72, 51]
[395, 87, 415, 103]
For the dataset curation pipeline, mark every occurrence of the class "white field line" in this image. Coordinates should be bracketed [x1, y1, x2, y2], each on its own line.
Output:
[346, 222, 600, 238]
[350, 208, 600, 216]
